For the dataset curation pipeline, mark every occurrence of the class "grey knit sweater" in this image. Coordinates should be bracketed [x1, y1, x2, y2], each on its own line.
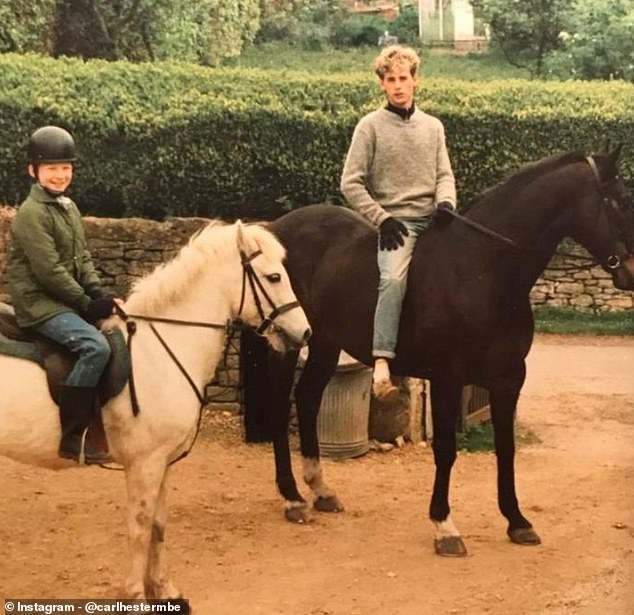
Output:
[340, 106, 456, 226]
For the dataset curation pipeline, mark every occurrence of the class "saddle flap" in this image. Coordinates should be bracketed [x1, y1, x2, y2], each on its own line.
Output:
[0, 307, 129, 407]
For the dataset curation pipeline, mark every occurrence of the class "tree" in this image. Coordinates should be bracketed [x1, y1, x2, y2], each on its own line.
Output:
[51, 0, 260, 63]
[0, 0, 55, 53]
[550, 0, 634, 81]
[471, 0, 576, 77]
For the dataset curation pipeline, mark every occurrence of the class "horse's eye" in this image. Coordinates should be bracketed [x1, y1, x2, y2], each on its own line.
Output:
[266, 273, 281, 283]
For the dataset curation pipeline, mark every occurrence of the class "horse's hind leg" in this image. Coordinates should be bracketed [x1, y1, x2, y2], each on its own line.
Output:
[144, 467, 185, 602]
[429, 376, 467, 557]
[295, 340, 343, 513]
[489, 364, 541, 546]
[123, 455, 169, 599]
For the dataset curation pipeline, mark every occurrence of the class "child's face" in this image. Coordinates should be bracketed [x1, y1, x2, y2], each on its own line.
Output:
[29, 162, 73, 194]
[379, 64, 417, 109]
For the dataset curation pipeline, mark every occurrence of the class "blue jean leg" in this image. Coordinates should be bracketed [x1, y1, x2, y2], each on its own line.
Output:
[36, 312, 111, 387]
[373, 217, 431, 358]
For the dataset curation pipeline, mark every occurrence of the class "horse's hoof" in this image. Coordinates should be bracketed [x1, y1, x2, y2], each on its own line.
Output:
[314, 495, 344, 513]
[434, 536, 468, 557]
[285, 505, 310, 524]
[508, 526, 541, 546]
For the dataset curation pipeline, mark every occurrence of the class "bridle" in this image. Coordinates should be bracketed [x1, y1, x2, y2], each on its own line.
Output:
[237, 248, 301, 335]
[115, 246, 301, 417]
[443, 156, 632, 272]
[99, 245, 304, 468]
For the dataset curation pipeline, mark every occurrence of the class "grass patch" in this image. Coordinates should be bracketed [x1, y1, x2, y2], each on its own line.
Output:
[230, 42, 529, 80]
[533, 306, 634, 336]
[457, 422, 541, 452]
[457, 422, 494, 452]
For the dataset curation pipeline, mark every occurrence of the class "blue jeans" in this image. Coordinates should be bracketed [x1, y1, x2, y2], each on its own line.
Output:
[373, 216, 432, 358]
[36, 312, 111, 387]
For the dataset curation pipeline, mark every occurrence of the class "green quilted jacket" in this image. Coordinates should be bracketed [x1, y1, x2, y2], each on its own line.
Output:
[7, 184, 103, 328]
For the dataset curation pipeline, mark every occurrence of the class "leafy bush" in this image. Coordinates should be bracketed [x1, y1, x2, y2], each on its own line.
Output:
[331, 16, 389, 48]
[546, 0, 634, 82]
[0, 53, 632, 220]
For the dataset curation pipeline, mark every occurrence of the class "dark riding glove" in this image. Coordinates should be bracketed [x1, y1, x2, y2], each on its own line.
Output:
[433, 201, 456, 226]
[84, 297, 116, 323]
[379, 217, 408, 251]
[87, 288, 106, 300]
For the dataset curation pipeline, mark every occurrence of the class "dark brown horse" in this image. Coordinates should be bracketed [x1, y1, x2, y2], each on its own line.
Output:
[256, 146, 634, 556]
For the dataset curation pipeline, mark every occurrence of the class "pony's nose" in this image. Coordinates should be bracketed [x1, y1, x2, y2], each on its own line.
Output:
[302, 327, 312, 344]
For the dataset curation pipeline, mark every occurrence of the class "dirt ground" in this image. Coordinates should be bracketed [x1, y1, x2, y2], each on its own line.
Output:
[1, 334, 633, 615]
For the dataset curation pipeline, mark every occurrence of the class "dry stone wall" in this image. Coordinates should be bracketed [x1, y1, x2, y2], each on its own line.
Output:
[1, 207, 632, 415]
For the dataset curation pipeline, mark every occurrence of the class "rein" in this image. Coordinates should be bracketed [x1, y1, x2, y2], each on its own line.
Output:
[445, 156, 623, 271]
[112, 245, 302, 465]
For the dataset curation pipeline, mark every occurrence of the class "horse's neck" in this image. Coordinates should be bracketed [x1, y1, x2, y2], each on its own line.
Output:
[460, 169, 584, 291]
[125, 275, 234, 386]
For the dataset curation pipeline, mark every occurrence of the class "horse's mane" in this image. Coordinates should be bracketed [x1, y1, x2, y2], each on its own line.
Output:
[125, 221, 284, 314]
[463, 151, 587, 212]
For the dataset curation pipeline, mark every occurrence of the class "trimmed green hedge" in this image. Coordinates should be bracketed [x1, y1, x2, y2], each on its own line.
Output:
[0, 53, 632, 220]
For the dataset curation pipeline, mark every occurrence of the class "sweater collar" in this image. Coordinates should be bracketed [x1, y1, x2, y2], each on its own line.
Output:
[385, 101, 416, 120]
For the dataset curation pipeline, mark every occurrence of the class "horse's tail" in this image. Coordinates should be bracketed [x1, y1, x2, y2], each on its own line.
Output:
[241, 327, 299, 443]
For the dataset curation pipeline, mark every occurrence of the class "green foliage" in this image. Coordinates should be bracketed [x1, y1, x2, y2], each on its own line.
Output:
[457, 421, 540, 452]
[457, 422, 494, 452]
[331, 15, 389, 48]
[388, 4, 420, 45]
[546, 0, 634, 82]
[0, 0, 55, 53]
[50, 0, 259, 63]
[0, 53, 632, 221]
[255, 0, 342, 49]
[533, 307, 634, 335]
[471, 0, 576, 76]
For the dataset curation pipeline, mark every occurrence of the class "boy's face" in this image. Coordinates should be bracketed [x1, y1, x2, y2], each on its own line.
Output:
[29, 162, 73, 194]
[379, 64, 417, 109]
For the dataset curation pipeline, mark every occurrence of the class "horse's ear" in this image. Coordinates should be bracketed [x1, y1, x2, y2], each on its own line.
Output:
[235, 219, 247, 253]
[607, 142, 624, 165]
[596, 139, 611, 155]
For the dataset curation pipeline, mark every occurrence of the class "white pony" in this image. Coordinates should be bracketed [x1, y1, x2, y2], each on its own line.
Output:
[0, 220, 311, 605]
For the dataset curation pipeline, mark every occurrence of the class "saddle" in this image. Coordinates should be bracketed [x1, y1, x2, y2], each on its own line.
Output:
[0, 303, 130, 408]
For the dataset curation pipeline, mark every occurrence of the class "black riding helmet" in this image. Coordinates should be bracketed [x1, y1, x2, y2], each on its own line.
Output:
[27, 126, 76, 164]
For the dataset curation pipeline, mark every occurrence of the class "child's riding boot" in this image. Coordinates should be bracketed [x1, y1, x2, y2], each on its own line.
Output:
[58, 385, 111, 465]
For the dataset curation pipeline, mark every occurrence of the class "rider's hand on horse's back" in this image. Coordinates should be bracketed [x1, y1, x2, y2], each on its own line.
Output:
[379, 217, 408, 250]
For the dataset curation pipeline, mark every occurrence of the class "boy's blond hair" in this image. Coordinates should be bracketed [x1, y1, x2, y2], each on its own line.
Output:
[373, 45, 420, 79]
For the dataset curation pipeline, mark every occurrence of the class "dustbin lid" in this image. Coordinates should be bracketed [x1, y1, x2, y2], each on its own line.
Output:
[299, 348, 370, 372]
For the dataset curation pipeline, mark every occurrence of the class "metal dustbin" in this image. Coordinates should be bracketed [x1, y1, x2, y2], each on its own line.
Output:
[310, 350, 372, 459]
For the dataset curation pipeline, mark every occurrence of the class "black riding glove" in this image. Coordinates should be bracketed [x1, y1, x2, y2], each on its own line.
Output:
[379, 217, 408, 251]
[87, 287, 106, 300]
[84, 297, 116, 323]
[433, 201, 456, 226]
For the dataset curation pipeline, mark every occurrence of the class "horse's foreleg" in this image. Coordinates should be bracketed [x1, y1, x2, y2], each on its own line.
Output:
[267, 348, 308, 523]
[123, 456, 169, 599]
[144, 467, 183, 601]
[295, 343, 343, 514]
[429, 377, 467, 557]
[490, 364, 541, 546]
